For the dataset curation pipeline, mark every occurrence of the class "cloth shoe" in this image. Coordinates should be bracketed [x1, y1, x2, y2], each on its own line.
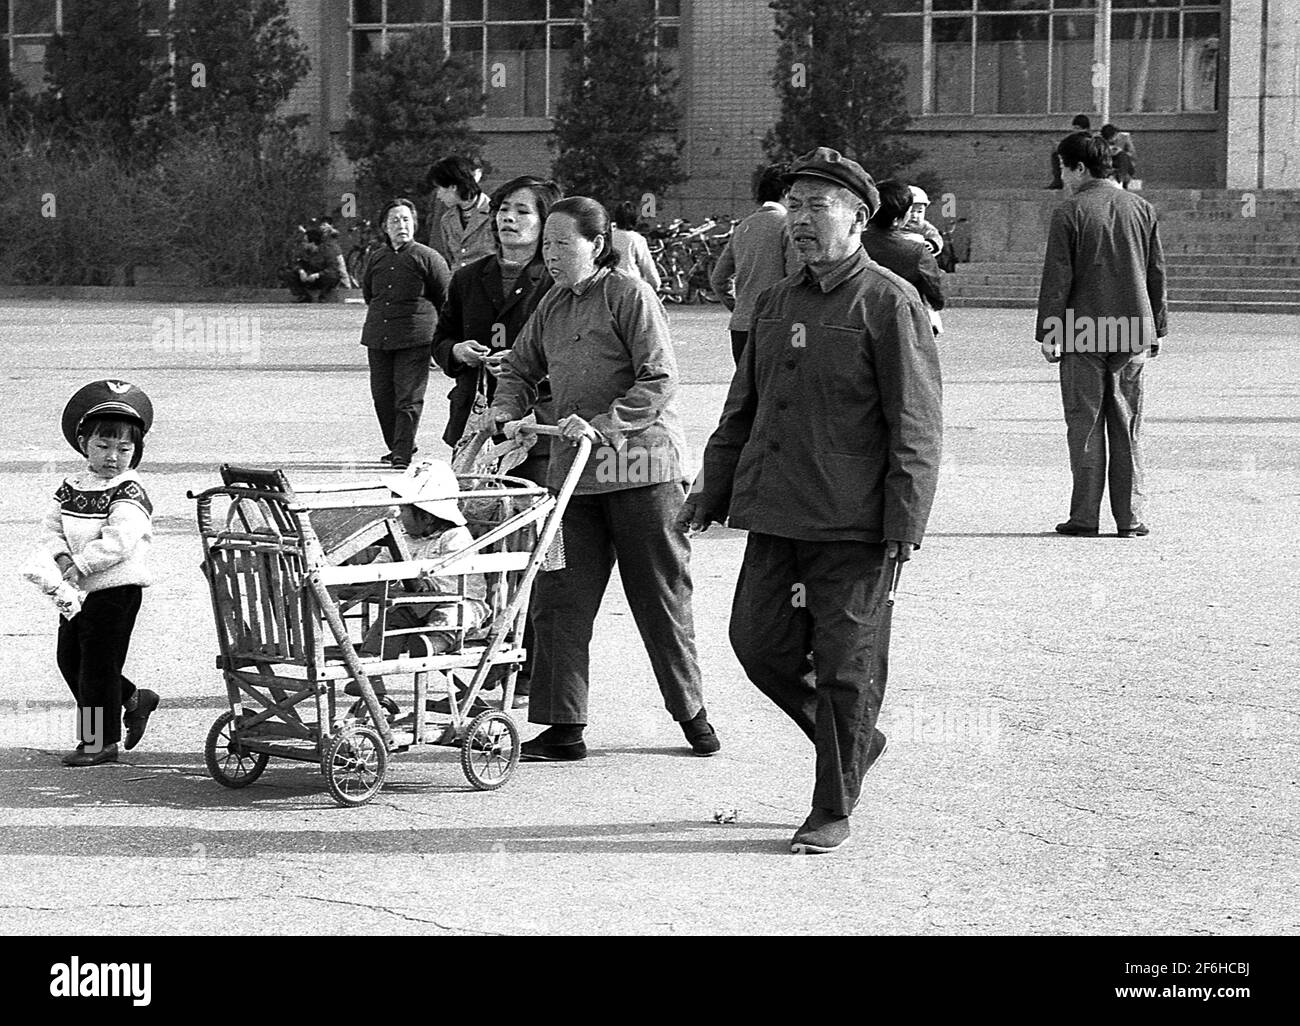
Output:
[123, 689, 159, 751]
[1117, 524, 1150, 538]
[1055, 522, 1099, 536]
[790, 808, 851, 855]
[680, 707, 720, 756]
[520, 725, 587, 762]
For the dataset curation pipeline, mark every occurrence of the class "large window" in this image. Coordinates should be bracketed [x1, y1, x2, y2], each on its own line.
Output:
[4, 0, 170, 93]
[883, 0, 1220, 116]
[351, 0, 681, 119]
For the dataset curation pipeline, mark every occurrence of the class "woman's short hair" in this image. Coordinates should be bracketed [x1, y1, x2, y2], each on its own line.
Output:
[1057, 132, 1112, 178]
[378, 198, 419, 249]
[611, 200, 638, 231]
[489, 175, 564, 259]
[78, 414, 145, 468]
[869, 179, 914, 231]
[752, 163, 788, 205]
[428, 155, 482, 203]
[549, 196, 620, 269]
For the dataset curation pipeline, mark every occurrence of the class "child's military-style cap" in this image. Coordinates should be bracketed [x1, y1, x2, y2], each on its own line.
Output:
[61, 379, 154, 453]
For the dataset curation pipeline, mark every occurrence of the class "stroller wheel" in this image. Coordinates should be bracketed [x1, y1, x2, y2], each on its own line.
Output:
[460, 711, 521, 791]
[322, 724, 388, 807]
[205, 710, 270, 789]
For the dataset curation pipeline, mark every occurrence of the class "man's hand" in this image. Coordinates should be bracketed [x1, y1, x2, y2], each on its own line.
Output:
[452, 340, 490, 367]
[885, 540, 915, 563]
[1040, 339, 1061, 364]
[675, 498, 712, 535]
[557, 414, 602, 445]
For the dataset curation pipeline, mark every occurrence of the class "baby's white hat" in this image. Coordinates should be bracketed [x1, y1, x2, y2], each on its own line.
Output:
[381, 460, 465, 525]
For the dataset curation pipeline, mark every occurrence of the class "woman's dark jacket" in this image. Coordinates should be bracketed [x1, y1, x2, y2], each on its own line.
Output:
[432, 253, 554, 447]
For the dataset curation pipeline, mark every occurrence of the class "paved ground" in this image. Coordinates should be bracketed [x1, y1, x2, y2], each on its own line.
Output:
[0, 300, 1296, 935]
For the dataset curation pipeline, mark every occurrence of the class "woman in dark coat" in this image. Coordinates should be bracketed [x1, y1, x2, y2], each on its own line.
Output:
[360, 198, 451, 469]
[861, 179, 946, 316]
[432, 174, 563, 480]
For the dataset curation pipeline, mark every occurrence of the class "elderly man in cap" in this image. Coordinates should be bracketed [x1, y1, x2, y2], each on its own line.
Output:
[679, 147, 943, 854]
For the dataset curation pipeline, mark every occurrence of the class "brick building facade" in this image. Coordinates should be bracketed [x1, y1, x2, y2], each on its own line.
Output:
[6, 1, 1296, 220]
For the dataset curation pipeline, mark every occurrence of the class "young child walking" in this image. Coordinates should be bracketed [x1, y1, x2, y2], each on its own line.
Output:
[39, 380, 160, 766]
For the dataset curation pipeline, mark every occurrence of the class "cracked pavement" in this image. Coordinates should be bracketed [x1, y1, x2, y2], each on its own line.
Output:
[0, 302, 1296, 935]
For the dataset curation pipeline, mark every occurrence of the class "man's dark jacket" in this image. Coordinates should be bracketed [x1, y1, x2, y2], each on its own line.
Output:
[694, 247, 943, 545]
[432, 253, 554, 447]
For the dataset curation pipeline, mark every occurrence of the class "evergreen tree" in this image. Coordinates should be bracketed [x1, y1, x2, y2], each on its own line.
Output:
[764, 0, 920, 181]
[550, 0, 684, 206]
[341, 27, 484, 213]
[158, 0, 311, 139]
[42, 0, 164, 153]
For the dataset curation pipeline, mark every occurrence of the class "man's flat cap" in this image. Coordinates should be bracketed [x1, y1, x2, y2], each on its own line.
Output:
[783, 147, 879, 215]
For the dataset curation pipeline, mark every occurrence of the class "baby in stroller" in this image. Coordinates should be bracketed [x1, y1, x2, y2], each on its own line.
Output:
[341, 460, 489, 716]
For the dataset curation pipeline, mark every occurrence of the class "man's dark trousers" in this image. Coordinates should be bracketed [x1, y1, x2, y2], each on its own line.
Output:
[729, 533, 892, 817]
[368, 347, 430, 462]
[527, 482, 704, 726]
[1059, 350, 1146, 530]
[57, 585, 142, 748]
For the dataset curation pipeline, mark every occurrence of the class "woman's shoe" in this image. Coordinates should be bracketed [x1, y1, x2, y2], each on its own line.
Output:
[123, 689, 160, 751]
[520, 725, 587, 762]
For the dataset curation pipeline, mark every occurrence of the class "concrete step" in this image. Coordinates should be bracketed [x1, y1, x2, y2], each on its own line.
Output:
[1168, 288, 1300, 304]
[1162, 263, 1300, 280]
[947, 295, 1300, 314]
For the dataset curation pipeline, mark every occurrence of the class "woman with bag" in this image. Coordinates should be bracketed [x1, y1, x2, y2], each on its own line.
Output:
[433, 174, 563, 483]
[433, 175, 562, 707]
[490, 196, 720, 762]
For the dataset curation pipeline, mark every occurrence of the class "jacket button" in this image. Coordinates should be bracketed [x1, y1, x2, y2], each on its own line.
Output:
[785, 359, 796, 369]
[770, 441, 781, 452]
[777, 400, 788, 411]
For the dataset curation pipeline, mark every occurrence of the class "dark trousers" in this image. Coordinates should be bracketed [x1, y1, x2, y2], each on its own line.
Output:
[729, 534, 893, 817]
[528, 482, 704, 726]
[730, 329, 749, 365]
[367, 346, 430, 462]
[1060, 351, 1147, 530]
[57, 585, 142, 747]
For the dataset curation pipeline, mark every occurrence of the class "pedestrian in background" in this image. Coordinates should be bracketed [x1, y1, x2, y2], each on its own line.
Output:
[709, 163, 801, 364]
[862, 179, 946, 331]
[1046, 113, 1092, 189]
[1100, 124, 1138, 189]
[610, 201, 661, 291]
[428, 155, 495, 271]
[1037, 132, 1167, 538]
[360, 198, 451, 470]
[682, 148, 943, 855]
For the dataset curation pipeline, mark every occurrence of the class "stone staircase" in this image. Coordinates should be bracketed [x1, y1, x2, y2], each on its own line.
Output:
[944, 189, 1300, 314]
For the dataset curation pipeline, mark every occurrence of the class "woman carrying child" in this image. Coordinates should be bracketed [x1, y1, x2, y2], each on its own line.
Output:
[35, 381, 159, 766]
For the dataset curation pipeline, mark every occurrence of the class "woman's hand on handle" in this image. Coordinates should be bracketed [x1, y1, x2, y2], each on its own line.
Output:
[557, 414, 602, 445]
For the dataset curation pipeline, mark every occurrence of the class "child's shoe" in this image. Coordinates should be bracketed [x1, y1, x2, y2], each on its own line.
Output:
[62, 743, 119, 767]
[123, 689, 160, 751]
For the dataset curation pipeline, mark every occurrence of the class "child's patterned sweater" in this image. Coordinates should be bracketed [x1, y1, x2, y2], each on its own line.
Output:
[40, 469, 153, 592]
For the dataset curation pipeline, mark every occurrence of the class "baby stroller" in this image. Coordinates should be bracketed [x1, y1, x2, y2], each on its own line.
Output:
[189, 427, 587, 806]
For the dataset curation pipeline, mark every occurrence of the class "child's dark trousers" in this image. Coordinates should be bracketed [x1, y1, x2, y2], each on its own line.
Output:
[57, 585, 142, 747]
